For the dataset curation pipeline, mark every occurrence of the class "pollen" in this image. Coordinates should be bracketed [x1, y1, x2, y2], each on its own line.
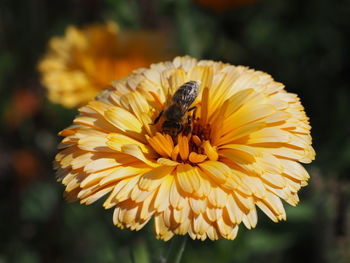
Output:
[157, 120, 215, 164]
[151, 105, 215, 164]
[188, 116, 214, 163]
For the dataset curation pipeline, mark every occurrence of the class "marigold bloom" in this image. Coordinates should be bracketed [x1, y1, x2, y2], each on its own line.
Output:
[55, 56, 315, 241]
[38, 21, 172, 108]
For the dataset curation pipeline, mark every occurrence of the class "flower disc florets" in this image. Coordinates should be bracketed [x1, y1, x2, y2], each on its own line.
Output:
[55, 56, 315, 241]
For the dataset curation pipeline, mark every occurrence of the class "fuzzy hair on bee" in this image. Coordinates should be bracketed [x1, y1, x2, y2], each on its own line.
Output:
[153, 80, 200, 137]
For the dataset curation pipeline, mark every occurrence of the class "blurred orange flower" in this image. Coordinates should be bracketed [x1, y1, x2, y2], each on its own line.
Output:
[38, 21, 173, 108]
[4, 88, 41, 128]
[55, 56, 315, 241]
[12, 149, 41, 187]
[194, 0, 256, 12]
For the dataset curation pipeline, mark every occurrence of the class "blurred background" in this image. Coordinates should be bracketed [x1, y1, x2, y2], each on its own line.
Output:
[1, 0, 349, 262]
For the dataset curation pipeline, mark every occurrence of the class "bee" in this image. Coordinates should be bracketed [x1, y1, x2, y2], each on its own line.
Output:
[153, 80, 200, 137]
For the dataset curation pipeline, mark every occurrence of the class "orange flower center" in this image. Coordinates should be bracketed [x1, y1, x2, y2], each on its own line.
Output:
[147, 110, 219, 165]
[188, 118, 211, 153]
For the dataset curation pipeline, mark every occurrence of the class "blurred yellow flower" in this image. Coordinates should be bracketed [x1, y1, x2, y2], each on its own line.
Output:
[194, 0, 256, 12]
[38, 21, 173, 108]
[55, 56, 315, 241]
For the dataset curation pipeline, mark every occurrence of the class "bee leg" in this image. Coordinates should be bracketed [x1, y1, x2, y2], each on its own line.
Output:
[193, 107, 198, 119]
[183, 115, 193, 135]
[188, 106, 197, 119]
[188, 106, 197, 112]
[151, 110, 163, 125]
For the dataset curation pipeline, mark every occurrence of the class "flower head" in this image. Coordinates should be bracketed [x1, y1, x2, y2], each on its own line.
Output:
[39, 21, 172, 108]
[55, 56, 315, 241]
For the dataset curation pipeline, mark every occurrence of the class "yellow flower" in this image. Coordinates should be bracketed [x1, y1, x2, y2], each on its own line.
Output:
[55, 56, 315, 241]
[38, 21, 173, 108]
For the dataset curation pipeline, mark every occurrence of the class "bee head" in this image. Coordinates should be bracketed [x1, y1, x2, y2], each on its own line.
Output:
[162, 120, 183, 137]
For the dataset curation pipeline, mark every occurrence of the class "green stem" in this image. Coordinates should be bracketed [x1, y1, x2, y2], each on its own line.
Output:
[160, 236, 188, 263]
[172, 236, 187, 263]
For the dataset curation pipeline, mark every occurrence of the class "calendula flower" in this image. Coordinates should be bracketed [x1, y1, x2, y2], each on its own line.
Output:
[38, 21, 173, 108]
[193, 0, 256, 12]
[55, 56, 315, 241]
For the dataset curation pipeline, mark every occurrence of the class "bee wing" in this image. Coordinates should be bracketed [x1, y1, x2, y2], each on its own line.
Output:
[172, 81, 200, 110]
